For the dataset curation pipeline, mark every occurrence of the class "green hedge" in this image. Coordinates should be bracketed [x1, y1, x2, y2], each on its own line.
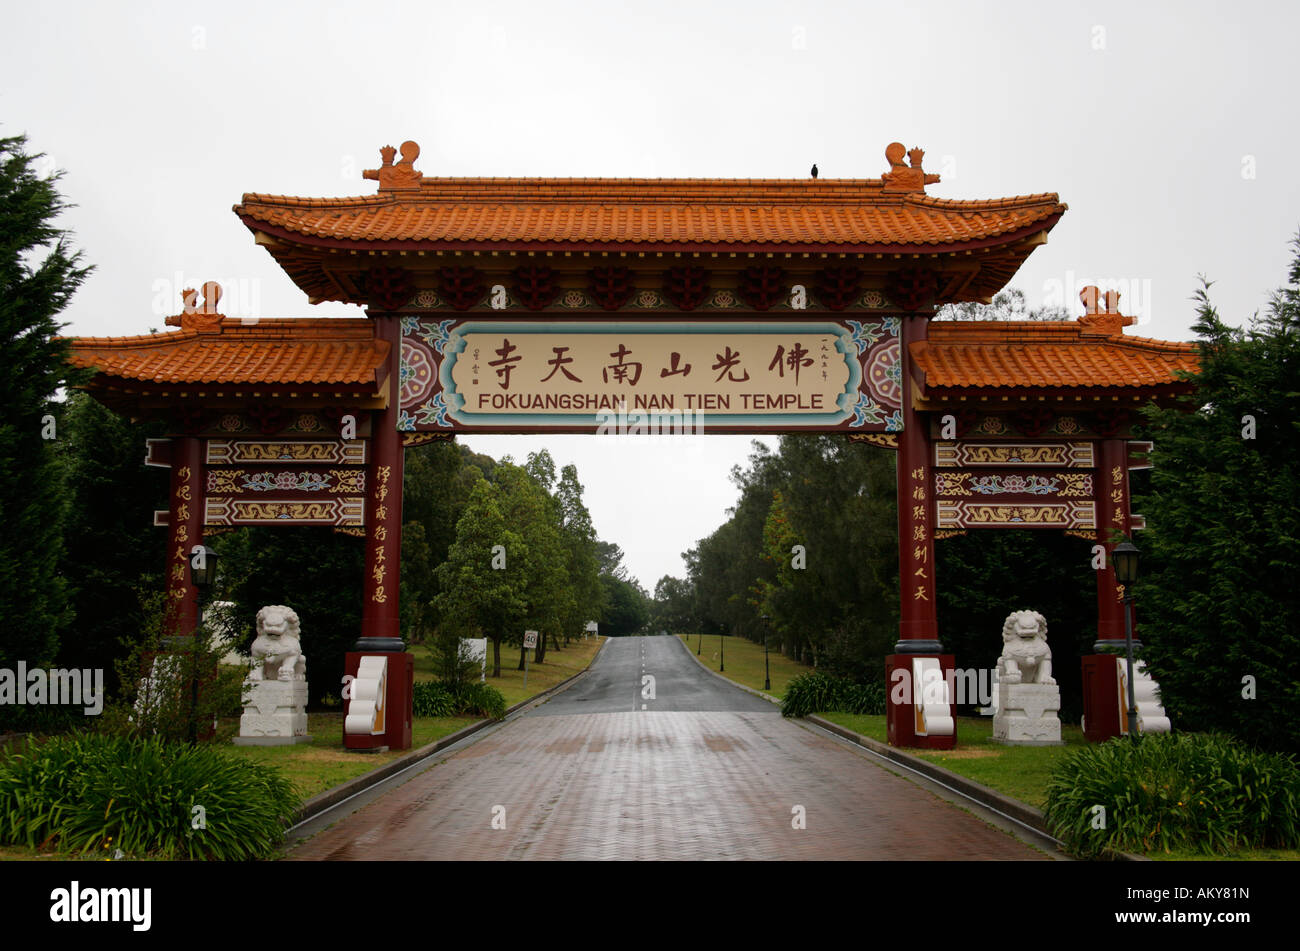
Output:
[1044, 732, 1300, 857]
[0, 732, 299, 860]
[412, 680, 506, 720]
[781, 672, 886, 718]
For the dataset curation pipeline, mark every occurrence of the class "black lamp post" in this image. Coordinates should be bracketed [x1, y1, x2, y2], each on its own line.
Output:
[761, 614, 771, 691]
[189, 544, 218, 591]
[697, 630, 702, 655]
[719, 630, 724, 673]
[1112, 539, 1140, 743]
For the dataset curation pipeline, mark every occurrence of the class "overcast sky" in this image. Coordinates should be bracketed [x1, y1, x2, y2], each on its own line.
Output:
[5, 1, 1297, 591]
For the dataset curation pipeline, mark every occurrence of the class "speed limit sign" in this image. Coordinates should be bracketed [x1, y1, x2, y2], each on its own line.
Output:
[523, 630, 538, 649]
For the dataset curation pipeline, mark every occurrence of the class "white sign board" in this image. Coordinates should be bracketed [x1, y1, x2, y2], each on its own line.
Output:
[523, 630, 539, 649]
[460, 637, 488, 682]
[584, 620, 599, 634]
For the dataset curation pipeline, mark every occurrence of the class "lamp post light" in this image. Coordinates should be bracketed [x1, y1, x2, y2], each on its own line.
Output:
[189, 544, 218, 592]
[1112, 539, 1140, 743]
[761, 615, 771, 691]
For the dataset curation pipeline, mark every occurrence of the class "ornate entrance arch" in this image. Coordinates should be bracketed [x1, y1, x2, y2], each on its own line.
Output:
[68, 140, 1197, 750]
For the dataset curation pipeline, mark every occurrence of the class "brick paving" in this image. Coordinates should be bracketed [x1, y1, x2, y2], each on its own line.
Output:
[288, 708, 1049, 860]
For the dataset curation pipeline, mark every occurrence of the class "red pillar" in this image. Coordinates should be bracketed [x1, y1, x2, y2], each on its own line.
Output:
[347, 312, 412, 750]
[886, 315, 954, 749]
[163, 436, 204, 638]
[896, 322, 938, 646]
[1082, 437, 1134, 741]
[360, 314, 405, 648]
[1092, 438, 1132, 649]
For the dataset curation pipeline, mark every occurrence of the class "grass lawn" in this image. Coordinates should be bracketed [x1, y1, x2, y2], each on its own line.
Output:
[676, 633, 810, 700]
[817, 713, 1085, 809]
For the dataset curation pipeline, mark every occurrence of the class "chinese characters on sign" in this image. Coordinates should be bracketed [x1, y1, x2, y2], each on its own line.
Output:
[910, 466, 931, 604]
[398, 319, 901, 433]
[371, 464, 392, 604]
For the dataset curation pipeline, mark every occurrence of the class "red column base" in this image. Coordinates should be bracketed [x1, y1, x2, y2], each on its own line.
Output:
[885, 653, 957, 750]
[342, 652, 414, 751]
[1081, 653, 1123, 742]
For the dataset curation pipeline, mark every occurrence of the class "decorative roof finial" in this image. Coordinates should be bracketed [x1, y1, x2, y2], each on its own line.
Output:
[363, 140, 423, 191]
[165, 282, 225, 333]
[1077, 285, 1135, 336]
[881, 142, 940, 194]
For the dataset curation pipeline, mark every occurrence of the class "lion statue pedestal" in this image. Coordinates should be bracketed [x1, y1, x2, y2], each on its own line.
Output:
[992, 610, 1063, 746]
[234, 605, 312, 746]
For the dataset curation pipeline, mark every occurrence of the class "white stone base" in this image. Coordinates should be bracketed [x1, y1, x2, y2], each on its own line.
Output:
[233, 734, 313, 747]
[239, 679, 309, 743]
[993, 683, 1063, 745]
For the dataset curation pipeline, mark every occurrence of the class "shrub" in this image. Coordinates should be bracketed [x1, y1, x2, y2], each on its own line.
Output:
[781, 671, 885, 718]
[1043, 732, 1300, 858]
[411, 680, 507, 720]
[459, 682, 507, 720]
[100, 590, 248, 743]
[0, 732, 299, 860]
[840, 680, 887, 716]
[412, 681, 457, 717]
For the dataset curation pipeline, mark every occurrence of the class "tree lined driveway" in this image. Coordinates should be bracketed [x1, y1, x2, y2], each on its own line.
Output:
[287, 637, 1051, 860]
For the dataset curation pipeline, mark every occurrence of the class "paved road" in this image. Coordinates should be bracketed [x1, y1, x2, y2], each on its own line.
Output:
[529, 632, 775, 715]
[287, 636, 1052, 860]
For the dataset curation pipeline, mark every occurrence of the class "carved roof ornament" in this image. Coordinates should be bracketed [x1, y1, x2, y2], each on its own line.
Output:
[164, 281, 225, 333]
[880, 142, 940, 194]
[363, 140, 424, 191]
[1077, 285, 1136, 336]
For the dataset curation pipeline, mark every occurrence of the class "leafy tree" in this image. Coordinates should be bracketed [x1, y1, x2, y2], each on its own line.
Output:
[434, 476, 527, 678]
[0, 134, 92, 669]
[400, 441, 482, 644]
[600, 575, 650, 635]
[651, 575, 695, 634]
[497, 462, 569, 667]
[595, 540, 631, 581]
[52, 391, 167, 695]
[1136, 250, 1300, 752]
[555, 463, 604, 645]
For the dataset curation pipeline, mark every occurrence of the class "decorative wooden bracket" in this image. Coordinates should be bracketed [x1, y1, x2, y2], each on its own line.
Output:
[816, 264, 863, 311]
[663, 265, 711, 311]
[737, 265, 786, 311]
[362, 267, 415, 312]
[438, 266, 486, 311]
[513, 264, 559, 310]
[588, 266, 634, 311]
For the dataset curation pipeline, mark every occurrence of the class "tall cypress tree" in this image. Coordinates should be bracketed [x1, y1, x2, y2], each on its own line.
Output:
[0, 134, 91, 668]
[1137, 240, 1300, 752]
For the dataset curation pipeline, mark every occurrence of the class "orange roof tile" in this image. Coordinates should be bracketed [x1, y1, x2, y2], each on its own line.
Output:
[67, 318, 388, 387]
[912, 320, 1199, 391]
[235, 180, 1065, 250]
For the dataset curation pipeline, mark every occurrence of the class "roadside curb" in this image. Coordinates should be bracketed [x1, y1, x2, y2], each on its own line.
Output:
[674, 636, 1142, 862]
[292, 638, 610, 825]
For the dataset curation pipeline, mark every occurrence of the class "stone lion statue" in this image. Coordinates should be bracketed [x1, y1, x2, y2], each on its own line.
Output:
[248, 605, 306, 682]
[997, 610, 1054, 686]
